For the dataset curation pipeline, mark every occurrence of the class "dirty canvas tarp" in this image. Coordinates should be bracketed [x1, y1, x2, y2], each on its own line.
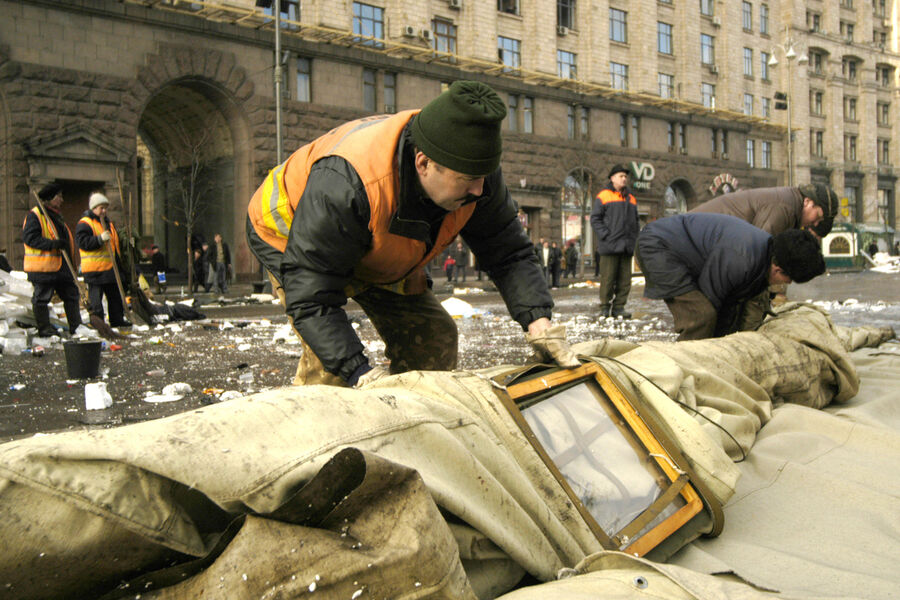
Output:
[0, 305, 894, 599]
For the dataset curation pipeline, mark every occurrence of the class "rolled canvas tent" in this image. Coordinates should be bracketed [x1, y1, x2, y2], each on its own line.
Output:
[0, 304, 896, 599]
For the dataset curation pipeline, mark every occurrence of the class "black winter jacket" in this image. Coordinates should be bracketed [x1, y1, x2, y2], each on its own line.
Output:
[636, 213, 772, 319]
[247, 123, 552, 382]
[75, 210, 117, 285]
[590, 182, 640, 255]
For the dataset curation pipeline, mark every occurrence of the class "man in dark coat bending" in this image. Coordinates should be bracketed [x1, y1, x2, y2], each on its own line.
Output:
[636, 213, 825, 340]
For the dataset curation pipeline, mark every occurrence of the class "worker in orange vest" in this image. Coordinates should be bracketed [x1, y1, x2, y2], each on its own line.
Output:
[75, 192, 129, 328]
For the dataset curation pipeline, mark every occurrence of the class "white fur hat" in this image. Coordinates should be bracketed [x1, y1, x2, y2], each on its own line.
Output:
[89, 192, 110, 210]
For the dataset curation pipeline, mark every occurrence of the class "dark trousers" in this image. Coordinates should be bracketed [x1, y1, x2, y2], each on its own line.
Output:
[596, 253, 632, 311]
[31, 278, 82, 333]
[550, 265, 561, 288]
[88, 280, 125, 325]
[215, 263, 228, 293]
[664, 289, 717, 341]
[453, 264, 466, 282]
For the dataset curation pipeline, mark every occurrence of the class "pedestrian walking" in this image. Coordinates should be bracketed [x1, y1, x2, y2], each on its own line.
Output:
[548, 241, 562, 289]
[636, 213, 825, 340]
[74, 192, 129, 328]
[22, 183, 83, 337]
[563, 241, 578, 279]
[452, 240, 469, 283]
[590, 164, 639, 318]
[149, 244, 167, 294]
[246, 80, 578, 387]
[209, 233, 231, 294]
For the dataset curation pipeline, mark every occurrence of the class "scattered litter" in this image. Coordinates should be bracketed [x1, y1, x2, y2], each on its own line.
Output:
[440, 297, 484, 318]
[249, 293, 276, 303]
[221, 321, 235, 330]
[146, 369, 165, 377]
[237, 343, 252, 351]
[108, 344, 123, 351]
[162, 383, 193, 396]
[143, 392, 183, 403]
[234, 363, 249, 370]
[238, 372, 254, 384]
[272, 323, 297, 343]
[219, 390, 243, 401]
[84, 382, 113, 410]
[9, 384, 25, 391]
[202, 388, 225, 396]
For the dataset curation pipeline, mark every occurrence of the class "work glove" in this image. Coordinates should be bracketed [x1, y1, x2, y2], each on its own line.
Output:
[525, 323, 580, 368]
[354, 365, 389, 388]
[99, 231, 111, 242]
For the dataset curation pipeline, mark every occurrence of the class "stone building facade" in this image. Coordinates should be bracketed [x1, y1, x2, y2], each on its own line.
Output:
[0, 0, 896, 277]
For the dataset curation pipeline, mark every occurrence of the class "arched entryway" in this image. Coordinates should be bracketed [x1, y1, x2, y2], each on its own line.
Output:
[136, 77, 249, 285]
[561, 166, 597, 275]
[663, 178, 696, 217]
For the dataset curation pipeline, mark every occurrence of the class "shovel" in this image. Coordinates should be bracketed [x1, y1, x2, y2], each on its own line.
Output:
[31, 190, 122, 341]
[103, 217, 142, 326]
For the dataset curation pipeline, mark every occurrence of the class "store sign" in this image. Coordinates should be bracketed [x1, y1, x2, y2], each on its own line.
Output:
[708, 173, 739, 196]
[630, 162, 655, 191]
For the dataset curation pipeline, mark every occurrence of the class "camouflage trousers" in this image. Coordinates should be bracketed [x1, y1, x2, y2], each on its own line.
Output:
[269, 272, 458, 386]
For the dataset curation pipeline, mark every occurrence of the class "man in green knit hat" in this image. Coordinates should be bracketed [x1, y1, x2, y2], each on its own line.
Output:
[248, 80, 578, 388]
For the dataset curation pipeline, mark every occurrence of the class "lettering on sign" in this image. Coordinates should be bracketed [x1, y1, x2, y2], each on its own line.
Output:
[708, 173, 739, 196]
[630, 161, 655, 191]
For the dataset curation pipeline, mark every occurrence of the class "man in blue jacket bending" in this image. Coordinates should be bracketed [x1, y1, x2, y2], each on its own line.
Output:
[636, 213, 825, 340]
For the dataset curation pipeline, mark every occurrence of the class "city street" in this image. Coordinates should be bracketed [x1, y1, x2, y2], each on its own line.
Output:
[1, 269, 898, 443]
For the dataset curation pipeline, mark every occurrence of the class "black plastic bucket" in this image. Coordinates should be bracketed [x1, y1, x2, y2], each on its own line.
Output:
[63, 340, 102, 379]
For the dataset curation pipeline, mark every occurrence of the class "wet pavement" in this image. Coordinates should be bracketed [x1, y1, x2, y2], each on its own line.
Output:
[1, 269, 898, 443]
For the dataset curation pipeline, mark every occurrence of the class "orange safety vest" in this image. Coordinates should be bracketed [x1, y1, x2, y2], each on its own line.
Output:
[596, 188, 637, 207]
[23, 207, 75, 273]
[78, 216, 119, 273]
[248, 111, 477, 293]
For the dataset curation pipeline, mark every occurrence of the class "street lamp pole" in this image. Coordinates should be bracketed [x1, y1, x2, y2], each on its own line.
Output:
[274, 0, 283, 164]
[769, 41, 807, 187]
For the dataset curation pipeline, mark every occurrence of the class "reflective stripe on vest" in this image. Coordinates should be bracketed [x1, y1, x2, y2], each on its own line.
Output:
[248, 110, 477, 291]
[78, 216, 119, 272]
[23, 207, 71, 272]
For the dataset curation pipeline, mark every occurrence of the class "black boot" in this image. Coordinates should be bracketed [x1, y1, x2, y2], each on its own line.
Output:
[611, 307, 632, 319]
[33, 304, 56, 337]
[598, 304, 611, 317]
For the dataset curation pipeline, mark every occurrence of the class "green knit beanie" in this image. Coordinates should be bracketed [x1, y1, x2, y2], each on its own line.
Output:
[411, 80, 506, 176]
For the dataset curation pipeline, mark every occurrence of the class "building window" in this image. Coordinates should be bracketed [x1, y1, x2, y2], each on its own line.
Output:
[700, 0, 714, 17]
[498, 36, 521, 72]
[558, 0, 575, 29]
[658, 22, 673, 54]
[876, 188, 893, 226]
[842, 58, 858, 81]
[760, 4, 769, 34]
[498, 0, 519, 15]
[760, 52, 771, 80]
[711, 129, 718, 156]
[720, 130, 728, 156]
[743, 48, 754, 77]
[840, 21, 854, 43]
[746, 139, 756, 167]
[630, 115, 640, 148]
[743, 93, 754, 115]
[742, 2, 752, 30]
[761, 141, 772, 168]
[875, 0, 887, 16]
[262, 0, 300, 30]
[619, 114, 627, 146]
[579, 106, 589, 138]
[810, 90, 823, 115]
[840, 0, 853, 9]
[610, 9, 627, 43]
[617, 114, 639, 147]
[383, 72, 396, 113]
[507, 94, 518, 132]
[807, 11, 821, 33]
[667, 122, 675, 149]
[845, 134, 858, 161]
[810, 51, 825, 76]
[878, 102, 891, 126]
[523, 96, 534, 133]
[844, 96, 857, 121]
[362, 68, 376, 112]
[352, 2, 384, 48]
[567, 105, 576, 139]
[701, 83, 715, 109]
[558, 50, 577, 79]
[296, 57, 311, 102]
[878, 139, 890, 164]
[845, 185, 860, 222]
[610, 62, 629, 90]
[701, 34, 715, 65]
[680, 123, 687, 152]
[878, 65, 893, 87]
[658, 73, 674, 98]
[811, 130, 824, 157]
[432, 18, 457, 55]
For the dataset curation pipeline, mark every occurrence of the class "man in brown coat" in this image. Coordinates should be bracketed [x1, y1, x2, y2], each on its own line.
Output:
[690, 184, 838, 237]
